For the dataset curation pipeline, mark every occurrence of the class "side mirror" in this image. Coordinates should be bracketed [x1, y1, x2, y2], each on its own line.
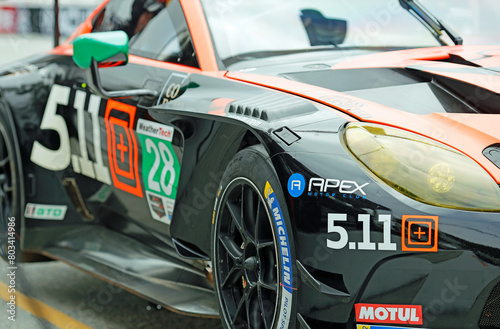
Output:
[73, 31, 158, 99]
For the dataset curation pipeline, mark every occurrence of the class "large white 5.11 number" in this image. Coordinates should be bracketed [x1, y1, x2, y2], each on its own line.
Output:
[30, 85, 71, 170]
[30, 85, 111, 184]
[327, 213, 397, 251]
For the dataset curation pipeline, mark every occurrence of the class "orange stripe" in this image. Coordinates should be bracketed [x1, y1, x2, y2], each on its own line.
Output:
[180, 0, 219, 72]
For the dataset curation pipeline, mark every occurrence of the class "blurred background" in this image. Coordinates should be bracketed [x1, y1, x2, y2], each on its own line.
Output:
[0, 0, 100, 64]
[1, 0, 500, 66]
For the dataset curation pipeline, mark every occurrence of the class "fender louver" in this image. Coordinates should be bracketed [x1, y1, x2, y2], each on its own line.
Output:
[228, 93, 317, 122]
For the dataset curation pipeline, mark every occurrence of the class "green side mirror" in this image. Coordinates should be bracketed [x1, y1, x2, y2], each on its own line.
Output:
[73, 31, 129, 70]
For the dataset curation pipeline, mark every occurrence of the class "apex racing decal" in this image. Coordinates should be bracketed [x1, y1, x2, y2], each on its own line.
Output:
[264, 182, 293, 329]
[287, 173, 369, 199]
[137, 119, 181, 224]
[25, 203, 67, 220]
[355, 304, 423, 325]
[327, 214, 439, 252]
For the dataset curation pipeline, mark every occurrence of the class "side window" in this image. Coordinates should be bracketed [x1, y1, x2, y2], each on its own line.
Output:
[92, 0, 199, 68]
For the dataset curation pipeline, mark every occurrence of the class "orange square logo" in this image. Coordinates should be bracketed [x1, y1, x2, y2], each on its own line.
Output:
[402, 215, 438, 252]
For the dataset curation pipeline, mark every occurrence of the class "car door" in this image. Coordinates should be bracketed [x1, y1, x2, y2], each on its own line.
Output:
[64, 0, 200, 245]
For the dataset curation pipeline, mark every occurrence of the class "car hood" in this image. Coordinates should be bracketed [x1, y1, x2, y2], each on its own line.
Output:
[226, 45, 500, 183]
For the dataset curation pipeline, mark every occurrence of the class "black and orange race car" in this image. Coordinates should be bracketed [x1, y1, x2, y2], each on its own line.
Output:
[0, 0, 499, 328]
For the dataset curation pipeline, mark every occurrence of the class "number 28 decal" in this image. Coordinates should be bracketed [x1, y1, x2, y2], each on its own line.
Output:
[137, 119, 181, 224]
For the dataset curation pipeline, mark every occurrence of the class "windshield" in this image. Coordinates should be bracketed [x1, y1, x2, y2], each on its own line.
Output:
[201, 0, 441, 65]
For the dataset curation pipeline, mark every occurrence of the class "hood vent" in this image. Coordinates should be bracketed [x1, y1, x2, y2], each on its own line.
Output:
[228, 93, 318, 122]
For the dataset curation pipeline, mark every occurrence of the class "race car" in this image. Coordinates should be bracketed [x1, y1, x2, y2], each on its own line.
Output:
[1, 0, 499, 328]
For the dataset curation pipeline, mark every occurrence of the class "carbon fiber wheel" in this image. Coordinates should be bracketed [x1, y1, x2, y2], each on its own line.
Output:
[212, 147, 296, 329]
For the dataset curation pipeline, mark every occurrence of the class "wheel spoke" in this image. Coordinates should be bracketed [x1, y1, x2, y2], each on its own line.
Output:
[219, 235, 244, 261]
[257, 285, 276, 329]
[221, 265, 244, 290]
[226, 199, 244, 235]
[259, 281, 277, 292]
[246, 285, 262, 329]
[231, 294, 246, 327]
[243, 186, 257, 241]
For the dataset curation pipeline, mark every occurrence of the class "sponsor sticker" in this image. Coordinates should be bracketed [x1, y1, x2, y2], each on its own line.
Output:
[327, 214, 439, 252]
[402, 215, 439, 252]
[264, 181, 293, 329]
[137, 120, 181, 224]
[105, 100, 143, 197]
[157, 73, 188, 105]
[355, 303, 423, 325]
[146, 191, 174, 224]
[287, 173, 369, 199]
[287, 173, 306, 198]
[24, 204, 67, 220]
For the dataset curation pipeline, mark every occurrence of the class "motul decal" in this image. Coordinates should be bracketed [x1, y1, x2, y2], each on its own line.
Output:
[105, 100, 143, 198]
[355, 304, 423, 325]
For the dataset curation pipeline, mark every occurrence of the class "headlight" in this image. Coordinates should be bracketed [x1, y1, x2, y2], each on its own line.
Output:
[344, 123, 500, 211]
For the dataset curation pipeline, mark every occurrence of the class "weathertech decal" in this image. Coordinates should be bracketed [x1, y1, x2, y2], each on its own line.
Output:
[105, 100, 143, 198]
[402, 215, 439, 252]
[264, 182, 293, 329]
[25, 203, 67, 220]
[355, 304, 423, 325]
[137, 119, 181, 224]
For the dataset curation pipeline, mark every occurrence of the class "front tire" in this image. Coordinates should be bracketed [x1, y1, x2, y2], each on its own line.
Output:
[212, 146, 296, 329]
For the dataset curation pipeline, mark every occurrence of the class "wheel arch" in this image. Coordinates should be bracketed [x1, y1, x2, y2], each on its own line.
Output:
[169, 118, 278, 260]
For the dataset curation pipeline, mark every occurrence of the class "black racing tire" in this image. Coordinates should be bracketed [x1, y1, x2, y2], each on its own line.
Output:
[211, 146, 297, 329]
[0, 105, 23, 263]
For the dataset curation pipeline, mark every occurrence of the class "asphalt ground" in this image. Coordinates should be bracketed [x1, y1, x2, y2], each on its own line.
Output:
[0, 34, 224, 329]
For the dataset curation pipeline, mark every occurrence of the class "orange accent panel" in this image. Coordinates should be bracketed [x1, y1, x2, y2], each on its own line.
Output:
[180, 0, 219, 72]
[105, 100, 143, 198]
[402, 215, 439, 252]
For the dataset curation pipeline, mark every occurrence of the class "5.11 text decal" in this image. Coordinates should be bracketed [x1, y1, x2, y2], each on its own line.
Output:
[30, 84, 145, 198]
[327, 214, 439, 252]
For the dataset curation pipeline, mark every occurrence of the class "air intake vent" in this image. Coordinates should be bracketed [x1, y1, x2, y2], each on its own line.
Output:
[228, 93, 318, 122]
[479, 283, 500, 329]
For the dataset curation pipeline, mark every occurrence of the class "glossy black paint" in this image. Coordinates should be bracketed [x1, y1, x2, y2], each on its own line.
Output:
[0, 38, 499, 329]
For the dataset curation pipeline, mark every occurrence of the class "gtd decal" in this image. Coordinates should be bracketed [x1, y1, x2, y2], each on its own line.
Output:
[30, 85, 111, 184]
[264, 182, 293, 329]
[355, 304, 423, 325]
[105, 100, 143, 198]
[25, 203, 67, 220]
[327, 214, 439, 252]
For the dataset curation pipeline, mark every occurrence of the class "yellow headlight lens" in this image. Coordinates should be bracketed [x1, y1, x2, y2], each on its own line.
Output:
[344, 123, 500, 211]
